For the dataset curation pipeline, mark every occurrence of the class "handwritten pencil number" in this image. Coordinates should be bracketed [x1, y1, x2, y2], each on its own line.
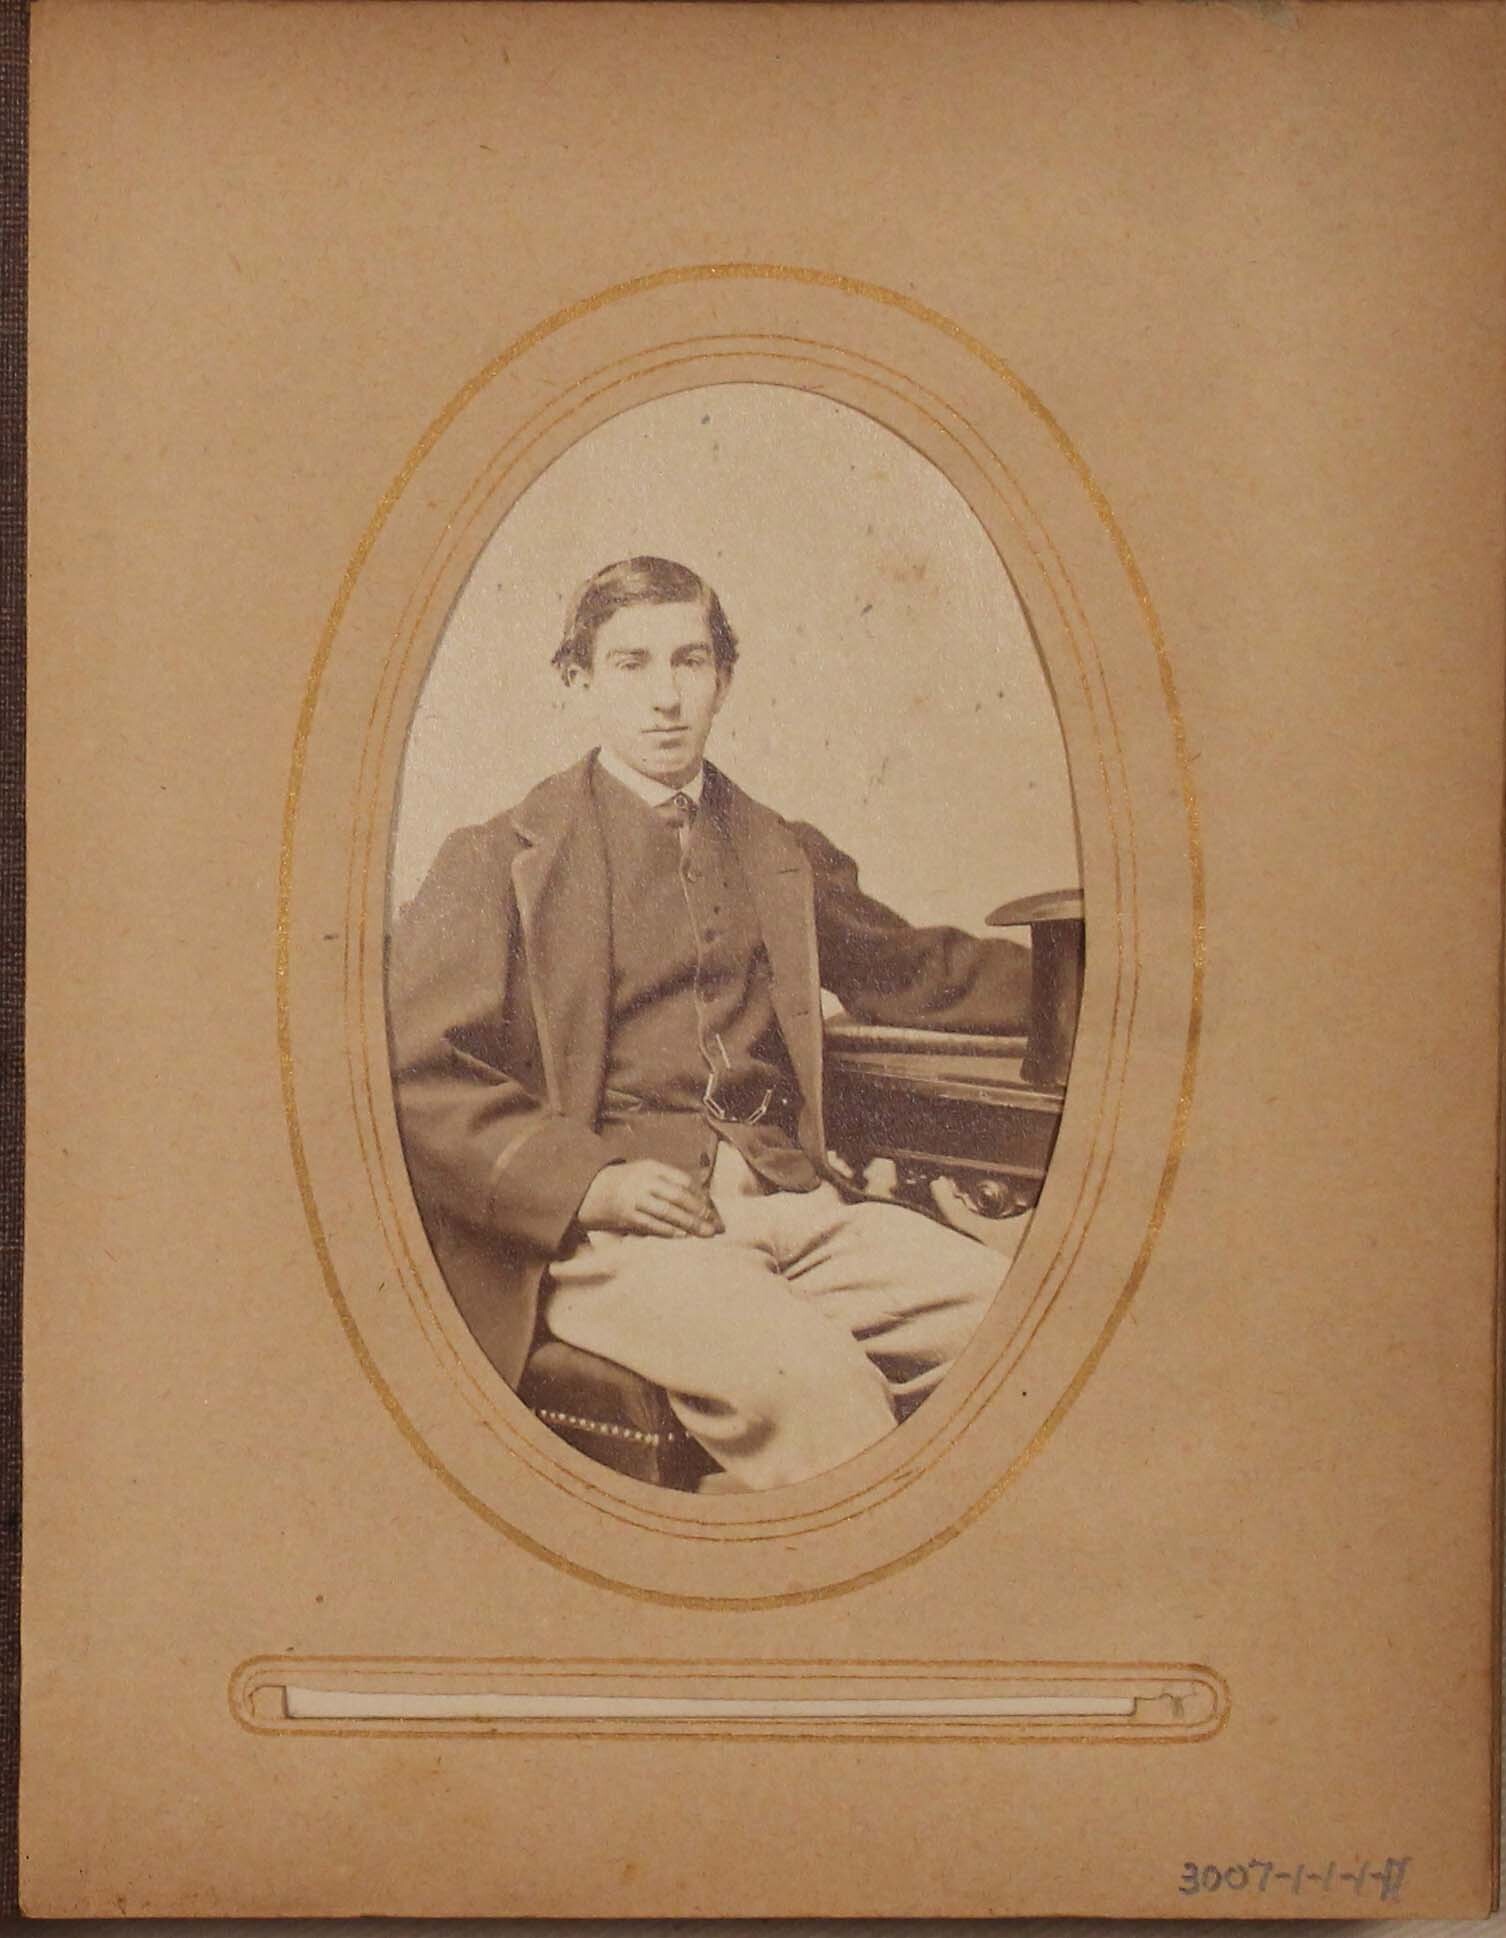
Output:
[1179, 1858, 1409, 1904]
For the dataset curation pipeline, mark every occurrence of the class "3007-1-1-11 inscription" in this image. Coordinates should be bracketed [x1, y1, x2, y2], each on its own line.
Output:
[1178, 1857, 1410, 1904]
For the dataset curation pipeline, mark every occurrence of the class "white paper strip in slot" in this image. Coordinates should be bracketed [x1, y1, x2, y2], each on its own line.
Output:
[283, 1687, 1139, 1722]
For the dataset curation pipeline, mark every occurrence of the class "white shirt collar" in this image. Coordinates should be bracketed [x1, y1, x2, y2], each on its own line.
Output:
[596, 746, 705, 808]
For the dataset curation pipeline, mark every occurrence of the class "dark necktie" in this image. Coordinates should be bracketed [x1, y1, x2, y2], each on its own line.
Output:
[657, 790, 696, 848]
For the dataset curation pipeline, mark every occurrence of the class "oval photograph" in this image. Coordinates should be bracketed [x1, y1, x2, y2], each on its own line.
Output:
[385, 383, 1083, 1495]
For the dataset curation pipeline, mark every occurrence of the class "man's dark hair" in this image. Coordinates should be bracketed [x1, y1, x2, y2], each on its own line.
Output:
[553, 556, 739, 681]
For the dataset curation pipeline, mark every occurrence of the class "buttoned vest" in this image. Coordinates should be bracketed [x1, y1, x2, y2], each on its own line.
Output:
[592, 764, 818, 1191]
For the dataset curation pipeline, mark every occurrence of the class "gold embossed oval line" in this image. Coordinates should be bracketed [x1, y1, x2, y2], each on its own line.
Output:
[278, 265, 1204, 1608]
[346, 345, 1131, 1551]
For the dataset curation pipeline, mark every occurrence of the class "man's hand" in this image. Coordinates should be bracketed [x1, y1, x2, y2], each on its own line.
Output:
[576, 1160, 723, 1239]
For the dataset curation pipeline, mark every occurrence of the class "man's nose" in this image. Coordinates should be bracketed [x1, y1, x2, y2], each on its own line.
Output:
[649, 669, 683, 712]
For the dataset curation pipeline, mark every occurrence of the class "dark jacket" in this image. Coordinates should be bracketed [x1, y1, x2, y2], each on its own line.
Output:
[386, 751, 1032, 1387]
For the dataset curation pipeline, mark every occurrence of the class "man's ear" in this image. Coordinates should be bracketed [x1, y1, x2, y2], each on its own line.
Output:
[563, 661, 592, 691]
[712, 664, 734, 709]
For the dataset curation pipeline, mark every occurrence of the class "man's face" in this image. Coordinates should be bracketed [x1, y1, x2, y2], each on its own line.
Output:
[570, 598, 730, 787]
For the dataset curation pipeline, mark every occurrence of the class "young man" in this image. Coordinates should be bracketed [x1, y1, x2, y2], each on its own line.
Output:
[387, 556, 1033, 1491]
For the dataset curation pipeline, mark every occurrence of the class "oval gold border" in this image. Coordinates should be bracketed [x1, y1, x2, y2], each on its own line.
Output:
[278, 263, 1205, 1608]
[348, 338, 1134, 1543]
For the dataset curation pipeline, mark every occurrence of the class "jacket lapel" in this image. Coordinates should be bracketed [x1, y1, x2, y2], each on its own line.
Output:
[508, 754, 611, 1121]
[713, 767, 826, 1153]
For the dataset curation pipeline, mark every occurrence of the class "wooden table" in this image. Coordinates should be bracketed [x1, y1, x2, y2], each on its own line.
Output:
[823, 890, 1084, 1221]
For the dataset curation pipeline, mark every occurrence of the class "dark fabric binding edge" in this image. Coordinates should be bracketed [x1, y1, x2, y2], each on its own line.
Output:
[0, 0, 23, 1915]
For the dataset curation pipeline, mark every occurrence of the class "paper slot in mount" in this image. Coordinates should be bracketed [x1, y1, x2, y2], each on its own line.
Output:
[230, 1656, 1227, 1742]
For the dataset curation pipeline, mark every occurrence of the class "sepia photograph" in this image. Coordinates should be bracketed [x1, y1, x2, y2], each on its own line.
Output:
[385, 382, 1083, 1493]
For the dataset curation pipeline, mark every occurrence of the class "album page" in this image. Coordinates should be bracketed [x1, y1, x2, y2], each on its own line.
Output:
[22, 0, 1506, 1916]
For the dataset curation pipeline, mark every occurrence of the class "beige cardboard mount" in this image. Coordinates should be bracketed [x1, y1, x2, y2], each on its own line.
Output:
[22, 0, 1506, 1918]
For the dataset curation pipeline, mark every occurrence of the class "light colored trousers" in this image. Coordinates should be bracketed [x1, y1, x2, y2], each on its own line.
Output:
[543, 1140, 1006, 1491]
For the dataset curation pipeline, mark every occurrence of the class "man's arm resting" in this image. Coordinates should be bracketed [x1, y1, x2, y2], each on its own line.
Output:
[390, 821, 725, 1254]
[485, 1115, 624, 1254]
[797, 821, 1034, 1031]
[388, 822, 616, 1254]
